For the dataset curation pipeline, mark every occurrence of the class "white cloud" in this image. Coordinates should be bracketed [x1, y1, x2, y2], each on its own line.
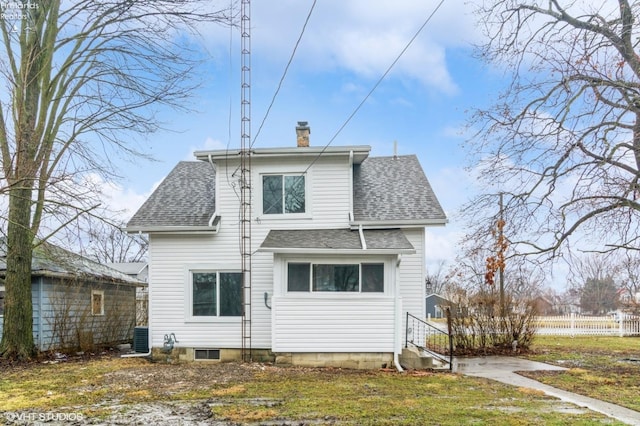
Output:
[84, 173, 154, 221]
[184, 137, 228, 160]
[425, 226, 463, 268]
[194, 0, 481, 94]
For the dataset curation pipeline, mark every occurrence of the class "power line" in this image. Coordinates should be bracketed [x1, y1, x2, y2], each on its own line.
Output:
[251, 0, 317, 149]
[302, 0, 447, 174]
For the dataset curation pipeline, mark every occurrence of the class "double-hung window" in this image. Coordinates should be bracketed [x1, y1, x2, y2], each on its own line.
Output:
[287, 262, 384, 293]
[192, 271, 242, 317]
[262, 174, 305, 215]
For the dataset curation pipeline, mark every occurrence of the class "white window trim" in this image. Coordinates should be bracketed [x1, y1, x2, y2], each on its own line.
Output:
[185, 267, 242, 323]
[285, 259, 389, 296]
[91, 289, 104, 316]
[258, 170, 312, 220]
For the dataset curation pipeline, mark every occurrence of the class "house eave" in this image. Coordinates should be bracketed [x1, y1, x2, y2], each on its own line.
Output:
[194, 146, 371, 164]
[125, 225, 218, 235]
[350, 219, 448, 229]
[1, 270, 145, 287]
[258, 248, 416, 255]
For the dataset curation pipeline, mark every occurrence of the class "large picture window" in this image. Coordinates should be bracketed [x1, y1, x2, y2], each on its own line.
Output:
[263, 174, 305, 214]
[287, 262, 384, 293]
[192, 271, 242, 317]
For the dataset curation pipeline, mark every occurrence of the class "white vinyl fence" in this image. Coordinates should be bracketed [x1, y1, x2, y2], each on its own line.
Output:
[536, 314, 640, 337]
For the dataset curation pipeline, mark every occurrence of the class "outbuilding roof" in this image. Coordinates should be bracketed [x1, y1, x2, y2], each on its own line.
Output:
[0, 239, 143, 285]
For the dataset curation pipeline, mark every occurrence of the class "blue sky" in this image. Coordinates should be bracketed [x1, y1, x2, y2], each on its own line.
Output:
[108, 0, 505, 273]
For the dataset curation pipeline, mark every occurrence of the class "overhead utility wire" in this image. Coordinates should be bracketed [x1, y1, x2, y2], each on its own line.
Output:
[251, 0, 318, 149]
[302, 0, 446, 174]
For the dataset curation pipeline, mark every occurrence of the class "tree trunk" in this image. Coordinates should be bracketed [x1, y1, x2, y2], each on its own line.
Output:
[0, 185, 36, 359]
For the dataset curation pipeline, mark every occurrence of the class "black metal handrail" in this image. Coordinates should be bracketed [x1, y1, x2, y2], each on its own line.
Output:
[405, 311, 453, 370]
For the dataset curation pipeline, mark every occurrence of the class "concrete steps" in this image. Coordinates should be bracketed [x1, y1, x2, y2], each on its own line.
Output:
[400, 346, 450, 370]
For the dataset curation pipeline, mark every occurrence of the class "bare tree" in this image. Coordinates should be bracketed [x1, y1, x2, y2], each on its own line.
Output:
[82, 219, 148, 264]
[568, 254, 619, 314]
[0, 1, 231, 359]
[425, 260, 450, 295]
[616, 252, 640, 313]
[465, 1, 640, 265]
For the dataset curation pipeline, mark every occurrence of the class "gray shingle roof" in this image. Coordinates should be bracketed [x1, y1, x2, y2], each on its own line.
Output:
[0, 239, 143, 285]
[352, 155, 446, 223]
[260, 228, 414, 251]
[128, 153, 446, 229]
[127, 161, 215, 229]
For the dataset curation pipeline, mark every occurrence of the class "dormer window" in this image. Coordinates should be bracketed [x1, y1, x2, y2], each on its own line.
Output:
[262, 174, 305, 215]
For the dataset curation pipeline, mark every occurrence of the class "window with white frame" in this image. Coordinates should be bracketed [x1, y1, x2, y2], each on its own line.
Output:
[91, 290, 104, 316]
[287, 262, 384, 293]
[191, 271, 242, 317]
[262, 174, 305, 215]
[0, 285, 5, 316]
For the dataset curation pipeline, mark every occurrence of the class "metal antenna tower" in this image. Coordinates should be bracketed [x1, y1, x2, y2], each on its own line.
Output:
[240, 0, 252, 363]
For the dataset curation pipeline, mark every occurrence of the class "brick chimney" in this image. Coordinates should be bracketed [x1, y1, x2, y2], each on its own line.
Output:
[296, 121, 310, 147]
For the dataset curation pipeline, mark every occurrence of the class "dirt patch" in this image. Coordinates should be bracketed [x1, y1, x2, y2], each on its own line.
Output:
[1, 354, 361, 425]
[102, 360, 260, 397]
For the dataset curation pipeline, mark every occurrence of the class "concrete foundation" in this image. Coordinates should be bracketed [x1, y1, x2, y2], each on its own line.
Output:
[151, 347, 275, 363]
[150, 347, 392, 369]
[274, 352, 393, 369]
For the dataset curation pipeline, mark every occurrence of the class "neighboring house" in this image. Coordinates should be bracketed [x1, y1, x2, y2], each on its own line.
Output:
[532, 295, 555, 316]
[617, 288, 640, 313]
[557, 289, 582, 315]
[106, 262, 149, 282]
[107, 262, 149, 325]
[0, 240, 143, 351]
[425, 294, 453, 319]
[126, 122, 447, 368]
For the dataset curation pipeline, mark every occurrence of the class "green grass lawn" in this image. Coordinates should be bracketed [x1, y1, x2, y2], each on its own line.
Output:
[525, 335, 640, 412]
[0, 354, 627, 425]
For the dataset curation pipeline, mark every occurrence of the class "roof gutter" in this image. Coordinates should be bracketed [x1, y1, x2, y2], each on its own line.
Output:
[258, 247, 415, 255]
[350, 219, 448, 229]
[125, 225, 219, 234]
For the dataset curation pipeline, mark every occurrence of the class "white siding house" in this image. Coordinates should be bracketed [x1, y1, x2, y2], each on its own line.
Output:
[127, 122, 446, 368]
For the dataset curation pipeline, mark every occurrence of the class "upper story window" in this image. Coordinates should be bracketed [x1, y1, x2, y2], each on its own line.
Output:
[287, 262, 384, 293]
[262, 174, 305, 215]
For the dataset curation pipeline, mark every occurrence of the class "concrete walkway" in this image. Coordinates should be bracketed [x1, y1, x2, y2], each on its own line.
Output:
[454, 356, 640, 426]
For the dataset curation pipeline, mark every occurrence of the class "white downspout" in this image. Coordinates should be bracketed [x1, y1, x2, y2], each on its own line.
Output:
[122, 349, 151, 358]
[207, 154, 219, 232]
[394, 254, 404, 372]
[349, 150, 354, 223]
[394, 353, 404, 372]
[358, 224, 367, 250]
